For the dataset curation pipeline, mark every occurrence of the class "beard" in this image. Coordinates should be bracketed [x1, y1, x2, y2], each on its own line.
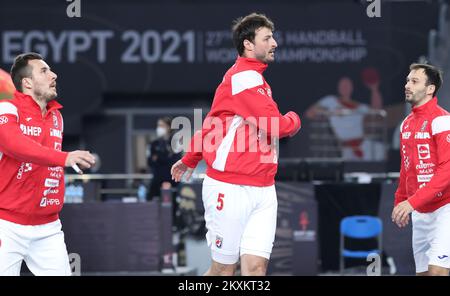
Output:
[34, 87, 57, 103]
[43, 92, 57, 102]
[405, 88, 427, 105]
[255, 51, 274, 64]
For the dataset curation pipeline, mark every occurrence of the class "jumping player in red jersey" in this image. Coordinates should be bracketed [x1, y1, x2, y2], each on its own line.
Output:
[392, 63, 450, 276]
[0, 52, 95, 275]
[171, 13, 301, 276]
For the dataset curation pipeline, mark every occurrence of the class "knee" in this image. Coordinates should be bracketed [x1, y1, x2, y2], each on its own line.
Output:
[428, 268, 449, 276]
[205, 262, 236, 276]
[243, 261, 268, 276]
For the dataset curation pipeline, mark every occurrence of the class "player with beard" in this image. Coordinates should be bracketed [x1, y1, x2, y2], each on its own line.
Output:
[0, 52, 95, 275]
[393, 63, 450, 276]
[171, 13, 301, 276]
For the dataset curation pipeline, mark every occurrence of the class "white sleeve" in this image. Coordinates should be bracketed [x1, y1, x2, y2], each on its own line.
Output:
[231, 70, 264, 95]
[432, 115, 450, 135]
[317, 95, 339, 110]
[0, 101, 18, 121]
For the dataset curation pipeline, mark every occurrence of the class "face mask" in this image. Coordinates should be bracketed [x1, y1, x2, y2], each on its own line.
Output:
[156, 126, 168, 138]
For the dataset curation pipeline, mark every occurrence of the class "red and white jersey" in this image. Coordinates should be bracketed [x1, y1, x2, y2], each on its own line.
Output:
[0, 91, 68, 225]
[182, 57, 301, 186]
[395, 97, 450, 213]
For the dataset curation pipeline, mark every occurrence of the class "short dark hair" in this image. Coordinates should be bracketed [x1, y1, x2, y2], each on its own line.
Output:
[158, 116, 172, 128]
[409, 63, 443, 96]
[232, 13, 275, 56]
[10, 52, 43, 92]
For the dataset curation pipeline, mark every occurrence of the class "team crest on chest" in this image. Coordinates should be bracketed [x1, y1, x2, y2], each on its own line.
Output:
[52, 112, 59, 129]
[420, 120, 428, 132]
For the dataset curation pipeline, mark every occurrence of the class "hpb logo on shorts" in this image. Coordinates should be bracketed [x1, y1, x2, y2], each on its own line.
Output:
[215, 235, 223, 249]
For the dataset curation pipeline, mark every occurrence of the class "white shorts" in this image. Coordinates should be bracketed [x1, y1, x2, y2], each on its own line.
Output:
[0, 218, 71, 276]
[412, 203, 450, 273]
[202, 175, 278, 265]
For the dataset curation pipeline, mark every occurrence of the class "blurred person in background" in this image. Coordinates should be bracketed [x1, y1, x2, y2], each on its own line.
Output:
[147, 116, 182, 200]
[305, 71, 384, 161]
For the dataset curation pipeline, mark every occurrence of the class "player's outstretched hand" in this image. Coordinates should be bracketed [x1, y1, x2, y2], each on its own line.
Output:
[65, 150, 96, 174]
[171, 159, 193, 182]
[391, 200, 414, 228]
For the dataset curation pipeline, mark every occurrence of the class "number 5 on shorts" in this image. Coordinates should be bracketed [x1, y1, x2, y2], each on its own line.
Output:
[216, 193, 224, 211]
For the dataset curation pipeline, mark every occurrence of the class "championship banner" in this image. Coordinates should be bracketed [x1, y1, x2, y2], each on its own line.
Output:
[0, 1, 437, 135]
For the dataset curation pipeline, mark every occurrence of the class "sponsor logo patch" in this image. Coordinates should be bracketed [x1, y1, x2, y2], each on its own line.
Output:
[20, 124, 42, 137]
[50, 128, 62, 138]
[0, 116, 8, 125]
[402, 132, 411, 139]
[414, 132, 430, 139]
[417, 174, 433, 183]
[44, 178, 59, 188]
[40, 197, 47, 207]
[39, 197, 60, 207]
[16, 163, 32, 179]
[417, 144, 430, 160]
